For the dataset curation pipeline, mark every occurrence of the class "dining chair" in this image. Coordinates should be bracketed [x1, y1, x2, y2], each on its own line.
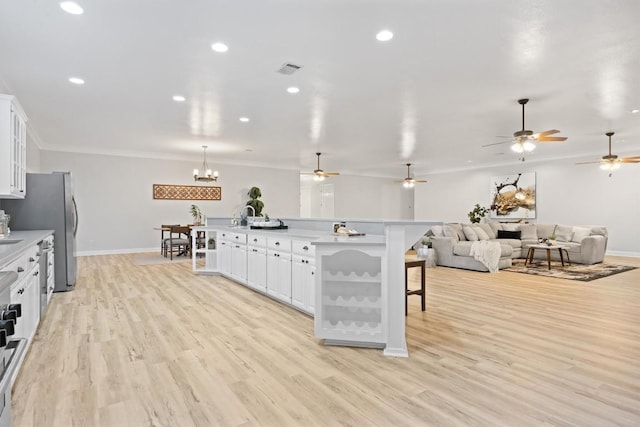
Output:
[160, 224, 179, 254]
[164, 225, 191, 259]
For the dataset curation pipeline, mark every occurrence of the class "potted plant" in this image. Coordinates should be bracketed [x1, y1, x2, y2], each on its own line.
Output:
[246, 186, 264, 217]
[190, 204, 203, 225]
[417, 236, 432, 258]
[468, 204, 489, 224]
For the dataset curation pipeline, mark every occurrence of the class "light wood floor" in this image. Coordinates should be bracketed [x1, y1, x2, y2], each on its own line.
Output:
[12, 254, 640, 426]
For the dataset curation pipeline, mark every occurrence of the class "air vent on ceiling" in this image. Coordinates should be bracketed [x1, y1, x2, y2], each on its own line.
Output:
[277, 63, 302, 75]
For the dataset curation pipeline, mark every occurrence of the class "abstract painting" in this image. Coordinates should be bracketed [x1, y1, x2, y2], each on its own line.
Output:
[489, 172, 536, 219]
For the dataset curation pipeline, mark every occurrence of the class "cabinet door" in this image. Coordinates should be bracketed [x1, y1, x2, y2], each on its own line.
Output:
[218, 240, 231, 275]
[266, 253, 279, 297]
[231, 244, 247, 282]
[291, 259, 305, 310]
[25, 267, 40, 337]
[306, 264, 316, 315]
[247, 247, 267, 292]
[277, 255, 292, 303]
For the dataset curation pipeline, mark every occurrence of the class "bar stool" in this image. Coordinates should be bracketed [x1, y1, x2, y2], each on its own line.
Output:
[405, 259, 426, 315]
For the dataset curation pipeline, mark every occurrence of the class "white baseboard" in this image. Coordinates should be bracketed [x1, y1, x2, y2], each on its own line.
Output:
[78, 247, 158, 257]
[606, 250, 640, 258]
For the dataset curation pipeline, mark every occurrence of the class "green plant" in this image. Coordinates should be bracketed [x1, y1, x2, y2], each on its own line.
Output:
[421, 236, 432, 248]
[189, 204, 203, 224]
[246, 186, 264, 217]
[468, 204, 489, 224]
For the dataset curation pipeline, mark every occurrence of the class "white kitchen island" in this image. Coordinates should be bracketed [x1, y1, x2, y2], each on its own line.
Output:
[193, 218, 440, 357]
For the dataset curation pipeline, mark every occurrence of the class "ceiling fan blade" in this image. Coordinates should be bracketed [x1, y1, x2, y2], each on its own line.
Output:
[621, 155, 640, 159]
[481, 141, 510, 147]
[620, 159, 640, 163]
[414, 179, 428, 183]
[536, 129, 560, 136]
[575, 160, 602, 165]
[537, 136, 567, 142]
[322, 172, 340, 176]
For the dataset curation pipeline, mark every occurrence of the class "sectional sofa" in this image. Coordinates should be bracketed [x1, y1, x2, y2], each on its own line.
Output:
[429, 222, 608, 272]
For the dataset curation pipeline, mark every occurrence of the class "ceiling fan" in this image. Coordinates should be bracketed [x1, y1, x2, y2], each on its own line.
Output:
[302, 152, 340, 181]
[395, 163, 427, 188]
[483, 98, 567, 161]
[576, 131, 640, 176]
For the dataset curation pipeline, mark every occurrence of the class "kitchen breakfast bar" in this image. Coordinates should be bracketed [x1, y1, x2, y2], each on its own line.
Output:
[192, 218, 440, 357]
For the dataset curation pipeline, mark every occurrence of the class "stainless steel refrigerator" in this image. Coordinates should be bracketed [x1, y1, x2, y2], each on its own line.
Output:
[2, 172, 77, 292]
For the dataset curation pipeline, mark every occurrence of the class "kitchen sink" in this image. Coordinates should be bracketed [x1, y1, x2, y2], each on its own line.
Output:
[0, 239, 22, 245]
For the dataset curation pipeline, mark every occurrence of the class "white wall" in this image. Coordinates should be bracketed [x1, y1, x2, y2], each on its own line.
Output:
[301, 175, 409, 220]
[414, 158, 640, 255]
[41, 151, 300, 254]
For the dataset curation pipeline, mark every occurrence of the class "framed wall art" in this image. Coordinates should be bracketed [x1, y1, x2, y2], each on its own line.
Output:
[489, 172, 535, 219]
[153, 184, 221, 200]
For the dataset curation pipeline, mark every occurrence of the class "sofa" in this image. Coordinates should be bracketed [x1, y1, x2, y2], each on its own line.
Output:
[429, 222, 608, 272]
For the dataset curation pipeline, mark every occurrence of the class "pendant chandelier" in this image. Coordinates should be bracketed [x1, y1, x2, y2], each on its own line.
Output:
[193, 145, 219, 182]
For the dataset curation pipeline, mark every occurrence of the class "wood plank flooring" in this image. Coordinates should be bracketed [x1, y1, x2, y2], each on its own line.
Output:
[11, 254, 640, 426]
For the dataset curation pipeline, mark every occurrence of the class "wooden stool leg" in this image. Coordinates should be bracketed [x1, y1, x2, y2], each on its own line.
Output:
[420, 263, 426, 311]
[404, 264, 409, 316]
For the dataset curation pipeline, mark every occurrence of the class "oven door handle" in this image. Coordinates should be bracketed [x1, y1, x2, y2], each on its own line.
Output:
[0, 338, 27, 392]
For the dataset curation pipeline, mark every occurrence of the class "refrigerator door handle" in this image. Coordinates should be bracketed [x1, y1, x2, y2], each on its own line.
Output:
[72, 196, 78, 238]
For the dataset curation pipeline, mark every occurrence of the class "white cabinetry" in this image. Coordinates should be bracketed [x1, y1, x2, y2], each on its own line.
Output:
[291, 240, 316, 315]
[246, 234, 267, 292]
[266, 237, 291, 303]
[192, 229, 218, 273]
[229, 232, 247, 282]
[0, 94, 28, 198]
[218, 231, 232, 276]
[315, 245, 385, 345]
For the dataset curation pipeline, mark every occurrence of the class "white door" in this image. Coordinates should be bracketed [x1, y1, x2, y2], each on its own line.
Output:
[320, 183, 334, 218]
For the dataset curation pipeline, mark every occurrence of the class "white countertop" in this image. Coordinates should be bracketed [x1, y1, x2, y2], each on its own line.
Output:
[194, 225, 388, 246]
[0, 230, 54, 267]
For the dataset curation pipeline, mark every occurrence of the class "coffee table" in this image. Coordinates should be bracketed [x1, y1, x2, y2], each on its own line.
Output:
[525, 244, 571, 270]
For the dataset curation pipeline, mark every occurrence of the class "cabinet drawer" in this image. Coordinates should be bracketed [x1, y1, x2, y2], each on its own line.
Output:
[267, 237, 291, 252]
[247, 234, 266, 247]
[4, 254, 27, 278]
[292, 240, 315, 257]
[267, 249, 291, 261]
[292, 254, 315, 265]
[230, 232, 247, 244]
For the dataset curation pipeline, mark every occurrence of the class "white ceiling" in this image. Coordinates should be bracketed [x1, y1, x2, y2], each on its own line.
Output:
[1, 0, 639, 178]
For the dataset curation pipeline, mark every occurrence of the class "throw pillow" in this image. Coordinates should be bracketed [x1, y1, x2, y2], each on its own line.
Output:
[536, 224, 555, 239]
[447, 223, 466, 241]
[473, 225, 490, 241]
[501, 223, 519, 231]
[462, 226, 479, 241]
[488, 221, 502, 236]
[519, 224, 538, 241]
[430, 225, 444, 237]
[497, 230, 521, 239]
[572, 226, 592, 243]
[555, 224, 573, 242]
[477, 223, 496, 239]
[443, 225, 460, 241]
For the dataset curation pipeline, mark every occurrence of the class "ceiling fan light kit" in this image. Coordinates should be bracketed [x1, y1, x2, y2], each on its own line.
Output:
[303, 152, 340, 181]
[396, 163, 426, 188]
[576, 131, 640, 177]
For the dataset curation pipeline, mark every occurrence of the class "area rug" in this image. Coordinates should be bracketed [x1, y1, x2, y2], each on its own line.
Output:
[505, 261, 636, 282]
[133, 253, 191, 266]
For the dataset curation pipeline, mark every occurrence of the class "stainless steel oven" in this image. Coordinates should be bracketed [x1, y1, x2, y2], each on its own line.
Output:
[0, 271, 27, 427]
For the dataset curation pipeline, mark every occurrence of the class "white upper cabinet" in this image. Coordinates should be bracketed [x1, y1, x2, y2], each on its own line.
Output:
[0, 94, 28, 198]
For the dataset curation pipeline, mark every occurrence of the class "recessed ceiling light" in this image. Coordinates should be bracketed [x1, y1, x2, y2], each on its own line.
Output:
[632, 109, 639, 114]
[287, 87, 300, 94]
[172, 95, 186, 102]
[68, 77, 84, 85]
[239, 117, 250, 122]
[211, 42, 228, 53]
[60, 1, 83, 15]
[376, 30, 394, 41]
